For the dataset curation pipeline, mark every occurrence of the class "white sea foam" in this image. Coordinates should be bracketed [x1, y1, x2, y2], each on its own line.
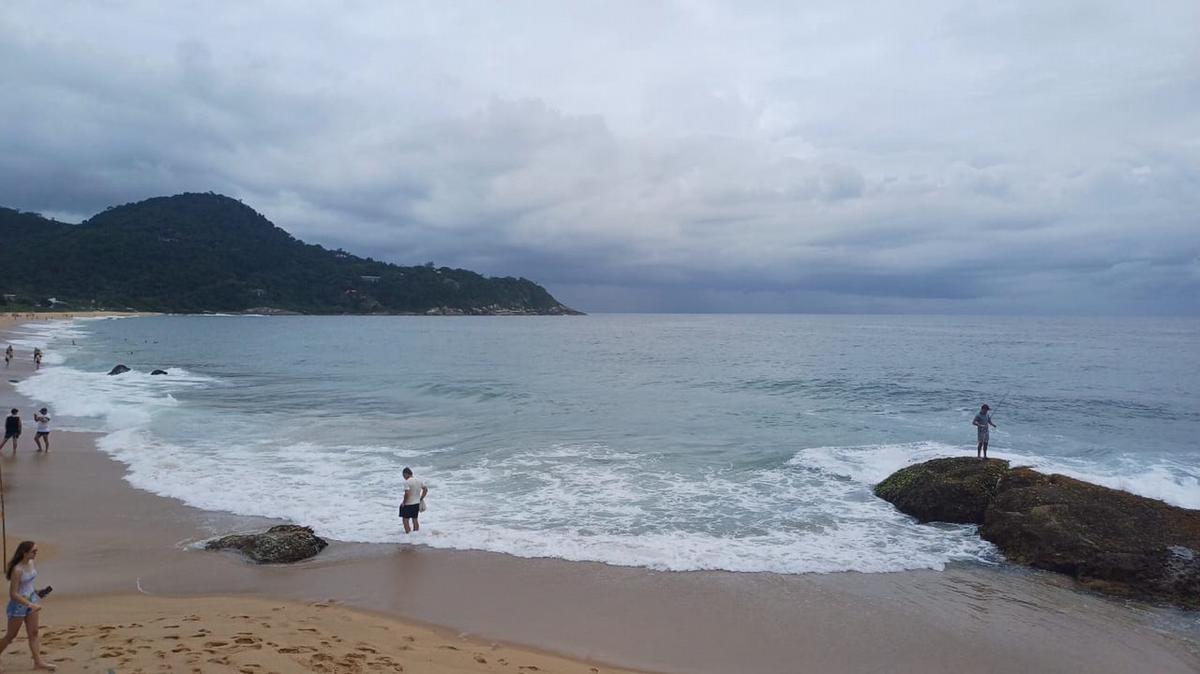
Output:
[73, 423, 999, 573]
[794, 442, 1200, 509]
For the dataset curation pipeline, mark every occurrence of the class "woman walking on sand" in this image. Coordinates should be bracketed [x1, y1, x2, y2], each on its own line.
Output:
[0, 541, 56, 670]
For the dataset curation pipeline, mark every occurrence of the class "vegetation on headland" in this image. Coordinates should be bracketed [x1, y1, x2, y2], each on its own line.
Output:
[0, 193, 581, 315]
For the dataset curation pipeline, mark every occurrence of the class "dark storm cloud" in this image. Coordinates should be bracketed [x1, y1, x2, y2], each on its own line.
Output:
[1, 1, 1197, 314]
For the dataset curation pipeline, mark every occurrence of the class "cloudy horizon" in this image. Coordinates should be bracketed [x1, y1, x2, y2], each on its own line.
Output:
[2, 1, 1197, 314]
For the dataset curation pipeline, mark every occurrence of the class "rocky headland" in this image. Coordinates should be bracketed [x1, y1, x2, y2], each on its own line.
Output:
[875, 457, 1200, 608]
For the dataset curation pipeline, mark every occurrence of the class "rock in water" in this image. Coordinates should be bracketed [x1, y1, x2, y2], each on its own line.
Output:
[979, 468, 1200, 607]
[204, 524, 328, 564]
[874, 458, 1200, 608]
[873, 457, 1009, 524]
[150, 369, 168, 375]
[107, 364, 131, 375]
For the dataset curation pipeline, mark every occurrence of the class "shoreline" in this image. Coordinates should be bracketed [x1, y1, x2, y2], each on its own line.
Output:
[1, 316, 1197, 673]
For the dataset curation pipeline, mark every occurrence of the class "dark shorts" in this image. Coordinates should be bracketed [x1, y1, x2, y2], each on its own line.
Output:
[977, 429, 989, 443]
[399, 503, 420, 519]
[4, 431, 18, 439]
[35, 432, 48, 438]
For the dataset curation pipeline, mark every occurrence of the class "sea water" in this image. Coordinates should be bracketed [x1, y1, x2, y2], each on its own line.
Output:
[9, 314, 1200, 574]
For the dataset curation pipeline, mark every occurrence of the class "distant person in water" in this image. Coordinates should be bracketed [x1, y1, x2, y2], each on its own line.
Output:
[4, 346, 12, 368]
[32, 348, 42, 370]
[1, 410, 20, 454]
[32, 409, 50, 453]
[973, 404, 997, 459]
[0, 540, 56, 670]
[399, 467, 428, 534]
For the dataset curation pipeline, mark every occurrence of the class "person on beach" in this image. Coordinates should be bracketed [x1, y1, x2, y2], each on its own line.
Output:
[32, 348, 42, 370]
[973, 404, 997, 459]
[399, 467, 428, 534]
[3, 346, 11, 368]
[0, 541, 56, 670]
[32, 408, 50, 453]
[1, 409, 20, 454]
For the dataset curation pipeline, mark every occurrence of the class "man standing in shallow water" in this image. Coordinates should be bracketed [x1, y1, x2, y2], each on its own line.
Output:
[0, 410, 19, 454]
[32, 408, 50, 453]
[973, 404, 997, 459]
[399, 467, 428, 535]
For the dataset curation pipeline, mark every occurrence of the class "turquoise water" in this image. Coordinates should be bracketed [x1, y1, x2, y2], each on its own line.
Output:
[12, 314, 1200, 573]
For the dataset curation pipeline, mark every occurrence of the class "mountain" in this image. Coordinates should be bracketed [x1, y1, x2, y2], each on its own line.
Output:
[0, 193, 581, 315]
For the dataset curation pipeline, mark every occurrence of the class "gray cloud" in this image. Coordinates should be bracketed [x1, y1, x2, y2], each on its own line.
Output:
[1, 1, 1197, 314]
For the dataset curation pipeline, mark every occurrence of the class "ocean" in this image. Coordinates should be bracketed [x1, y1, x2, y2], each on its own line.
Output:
[10, 314, 1200, 575]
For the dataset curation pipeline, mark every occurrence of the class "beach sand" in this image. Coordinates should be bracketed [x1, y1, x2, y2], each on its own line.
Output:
[0, 315, 1196, 673]
[38, 595, 632, 673]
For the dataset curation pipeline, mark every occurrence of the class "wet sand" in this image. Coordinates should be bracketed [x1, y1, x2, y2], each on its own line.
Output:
[0, 317, 1197, 673]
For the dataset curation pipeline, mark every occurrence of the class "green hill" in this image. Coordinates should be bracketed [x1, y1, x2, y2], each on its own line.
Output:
[0, 193, 581, 315]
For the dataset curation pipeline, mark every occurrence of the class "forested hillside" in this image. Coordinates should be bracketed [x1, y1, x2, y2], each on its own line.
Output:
[0, 193, 580, 315]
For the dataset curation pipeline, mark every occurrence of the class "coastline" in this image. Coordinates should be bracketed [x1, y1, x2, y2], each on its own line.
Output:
[1, 316, 1197, 673]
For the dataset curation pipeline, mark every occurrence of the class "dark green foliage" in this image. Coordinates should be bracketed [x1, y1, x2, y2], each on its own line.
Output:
[0, 194, 580, 315]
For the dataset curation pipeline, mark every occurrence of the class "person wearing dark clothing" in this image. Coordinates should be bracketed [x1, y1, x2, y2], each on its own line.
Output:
[1, 410, 20, 454]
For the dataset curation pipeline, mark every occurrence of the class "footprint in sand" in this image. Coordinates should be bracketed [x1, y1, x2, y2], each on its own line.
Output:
[475, 655, 489, 663]
[277, 645, 317, 654]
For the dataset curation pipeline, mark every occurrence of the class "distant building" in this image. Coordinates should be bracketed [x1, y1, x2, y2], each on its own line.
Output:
[359, 275, 381, 283]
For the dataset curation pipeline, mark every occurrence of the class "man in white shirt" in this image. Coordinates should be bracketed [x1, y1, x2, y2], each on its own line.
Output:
[399, 467, 428, 534]
[33, 407, 50, 453]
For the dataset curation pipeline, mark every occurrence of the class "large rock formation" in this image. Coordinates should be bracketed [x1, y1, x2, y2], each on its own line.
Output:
[204, 524, 328, 564]
[873, 457, 1009, 524]
[875, 458, 1200, 608]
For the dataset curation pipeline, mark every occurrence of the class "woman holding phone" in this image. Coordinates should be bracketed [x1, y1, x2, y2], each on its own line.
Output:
[0, 541, 55, 670]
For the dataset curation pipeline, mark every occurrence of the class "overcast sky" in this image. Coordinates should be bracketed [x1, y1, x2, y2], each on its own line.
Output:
[2, 1, 1197, 314]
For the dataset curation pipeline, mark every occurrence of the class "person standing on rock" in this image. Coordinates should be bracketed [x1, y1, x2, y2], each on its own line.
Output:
[399, 467, 428, 535]
[973, 404, 997, 459]
[1, 409, 21, 454]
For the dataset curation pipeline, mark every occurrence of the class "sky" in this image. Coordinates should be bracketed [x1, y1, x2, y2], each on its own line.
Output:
[1, 1, 1198, 314]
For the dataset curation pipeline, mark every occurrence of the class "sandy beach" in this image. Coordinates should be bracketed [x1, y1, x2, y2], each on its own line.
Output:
[0, 315, 1196, 673]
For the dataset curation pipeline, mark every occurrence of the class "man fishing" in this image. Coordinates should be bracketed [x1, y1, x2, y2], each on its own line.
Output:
[973, 404, 997, 459]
